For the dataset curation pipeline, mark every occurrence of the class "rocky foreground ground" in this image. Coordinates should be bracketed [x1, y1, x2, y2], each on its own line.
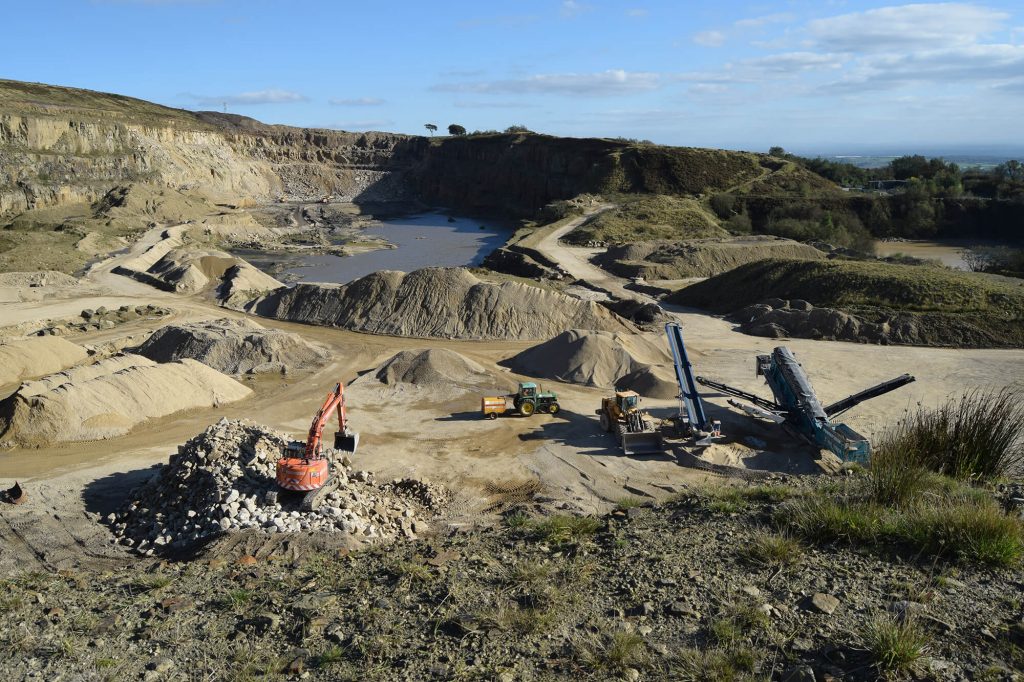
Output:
[1, 477, 1022, 682]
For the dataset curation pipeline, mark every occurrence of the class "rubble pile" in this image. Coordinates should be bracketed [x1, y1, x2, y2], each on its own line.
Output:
[108, 419, 439, 554]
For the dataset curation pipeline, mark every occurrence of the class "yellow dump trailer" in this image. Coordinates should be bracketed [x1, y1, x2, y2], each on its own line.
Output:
[481, 396, 510, 419]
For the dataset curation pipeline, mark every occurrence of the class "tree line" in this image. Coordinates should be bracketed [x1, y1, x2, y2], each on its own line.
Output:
[769, 147, 1024, 202]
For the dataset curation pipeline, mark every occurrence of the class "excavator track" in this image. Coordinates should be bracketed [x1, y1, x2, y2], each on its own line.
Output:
[300, 475, 340, 512]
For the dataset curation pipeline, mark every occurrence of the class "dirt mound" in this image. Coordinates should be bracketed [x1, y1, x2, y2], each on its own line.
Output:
[113, 224, 282, 297]
[0, 271, 78, 287]
[249, 267, 634, 340]
[107, 419, 443, 554]
[615, 364, 678, 399]
[596, 236, 824, 279]
[135, 318, 329, 375]
[0, 355, 252, 447]
[0, 337, 89, 386]
[366, 349, 493, 387]
[503, 329, 669, 388]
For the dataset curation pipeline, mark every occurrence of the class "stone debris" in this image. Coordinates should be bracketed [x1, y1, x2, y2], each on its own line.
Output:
[108, 419, 443, 554]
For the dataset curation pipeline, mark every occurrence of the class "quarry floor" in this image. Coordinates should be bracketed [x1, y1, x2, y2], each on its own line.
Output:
[1, 211, 1023, 572]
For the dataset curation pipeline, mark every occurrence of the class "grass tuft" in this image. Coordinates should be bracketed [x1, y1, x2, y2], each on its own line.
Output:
[862, 613, 930, 675]
[875, 389, 1024, 482]
[574, 629, 650, 673]
[532, 514, 602, 544]
[738, 529, 803, 568]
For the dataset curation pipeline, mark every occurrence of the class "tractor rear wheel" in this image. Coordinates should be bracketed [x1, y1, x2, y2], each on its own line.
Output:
[520, 401, 536, 416]
[599, 412, 611, 432]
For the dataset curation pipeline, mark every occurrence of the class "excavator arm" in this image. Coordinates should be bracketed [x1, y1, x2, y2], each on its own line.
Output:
[304, 383, 357, 459]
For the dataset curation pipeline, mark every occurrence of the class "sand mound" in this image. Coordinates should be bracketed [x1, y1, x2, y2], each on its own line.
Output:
[503, 329, 669, 388]
[114, 224, 282, 297]
[365, 349, 494, 388]
[596, 236, 824, 279]
[0, 271, 78, 287]
[107, 419, 443, 554]
[135, 318, 329, 375]
[615, 364, 678, 399]
[0, 337, 90, 386]
[249, 267, 635, 340]
[0, 354, 252, 447]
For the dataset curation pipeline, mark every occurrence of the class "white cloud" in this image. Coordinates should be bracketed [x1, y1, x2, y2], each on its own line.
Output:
[693, 30, 726, 47]
[679, 52, 844, 84]
[734, 12, 795, 29]
[189, 89, 307, 105]
[808, 3, 1008, 52]
[328, 97, 385, 106]
[453, 101, 540, 109]
[560, 1, 590, 18]
[325, 120, 394, 131]
[432, 70, 660, 96]
[823, 43, 1024, 92]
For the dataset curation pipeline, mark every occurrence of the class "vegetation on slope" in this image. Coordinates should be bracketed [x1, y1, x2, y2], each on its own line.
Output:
[670, 258, 1024, 315]
[2, 473, 1021, 681]
[563, 194, 726, 244]
[0, 78, 214, 129]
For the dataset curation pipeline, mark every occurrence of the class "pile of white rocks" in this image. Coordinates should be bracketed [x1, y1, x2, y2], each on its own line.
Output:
[108, 418, 437, 555]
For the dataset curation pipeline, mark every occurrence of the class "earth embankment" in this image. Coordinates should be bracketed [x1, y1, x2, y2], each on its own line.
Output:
[248, 267, 635, 340]
[596, 236, 824, 279]
[669, 258, 1024, 347]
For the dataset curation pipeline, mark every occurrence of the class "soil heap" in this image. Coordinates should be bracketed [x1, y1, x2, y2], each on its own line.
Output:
[0, 355, 252, 447]
[595, 236, 824, 279]
[503, 329, 671, 391]
[369, 348, 493, 387]
[0, 336, 89, 386]
[135, 318, 329, 375]
[248, 267, 635, 340]
[108, 419, 442, 554]
[614, 364, 679, 399]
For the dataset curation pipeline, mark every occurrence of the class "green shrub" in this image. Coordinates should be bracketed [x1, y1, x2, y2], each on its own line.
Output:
[875, 389, 1024, 481]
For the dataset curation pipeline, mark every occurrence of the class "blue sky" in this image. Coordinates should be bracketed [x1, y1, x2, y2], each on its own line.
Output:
[3, 1, 1023, 153]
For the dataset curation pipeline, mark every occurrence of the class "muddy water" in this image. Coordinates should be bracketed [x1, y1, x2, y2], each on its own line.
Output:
[280, 213, 512, 284]
[872, 240, 977, 269]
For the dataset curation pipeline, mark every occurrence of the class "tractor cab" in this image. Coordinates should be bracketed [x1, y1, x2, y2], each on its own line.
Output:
[518, 382, 537, 399]
[616, 390, 640, 411]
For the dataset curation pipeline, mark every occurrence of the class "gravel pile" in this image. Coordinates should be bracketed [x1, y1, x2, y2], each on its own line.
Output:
[108, 419, 440, 554]
[135, 318, 329, 375]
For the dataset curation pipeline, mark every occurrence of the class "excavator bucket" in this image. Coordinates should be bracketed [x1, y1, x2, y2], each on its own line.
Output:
[621, 431, 665, 456]
[334, 429, 360, 454]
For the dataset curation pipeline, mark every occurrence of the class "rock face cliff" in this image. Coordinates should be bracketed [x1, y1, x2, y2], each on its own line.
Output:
[0, 80, 415, 216]
[0, 79, 809, 221]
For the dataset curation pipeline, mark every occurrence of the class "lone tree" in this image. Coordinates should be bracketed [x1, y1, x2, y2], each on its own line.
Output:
[448, 123, 467, 136]
[424, 123, 437, 136]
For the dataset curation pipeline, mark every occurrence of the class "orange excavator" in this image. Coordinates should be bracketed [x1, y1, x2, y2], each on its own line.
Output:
[269, 382, 359, 511]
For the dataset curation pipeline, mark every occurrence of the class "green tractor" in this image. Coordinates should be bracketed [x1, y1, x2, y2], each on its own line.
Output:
[481, 382, 560, 418]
